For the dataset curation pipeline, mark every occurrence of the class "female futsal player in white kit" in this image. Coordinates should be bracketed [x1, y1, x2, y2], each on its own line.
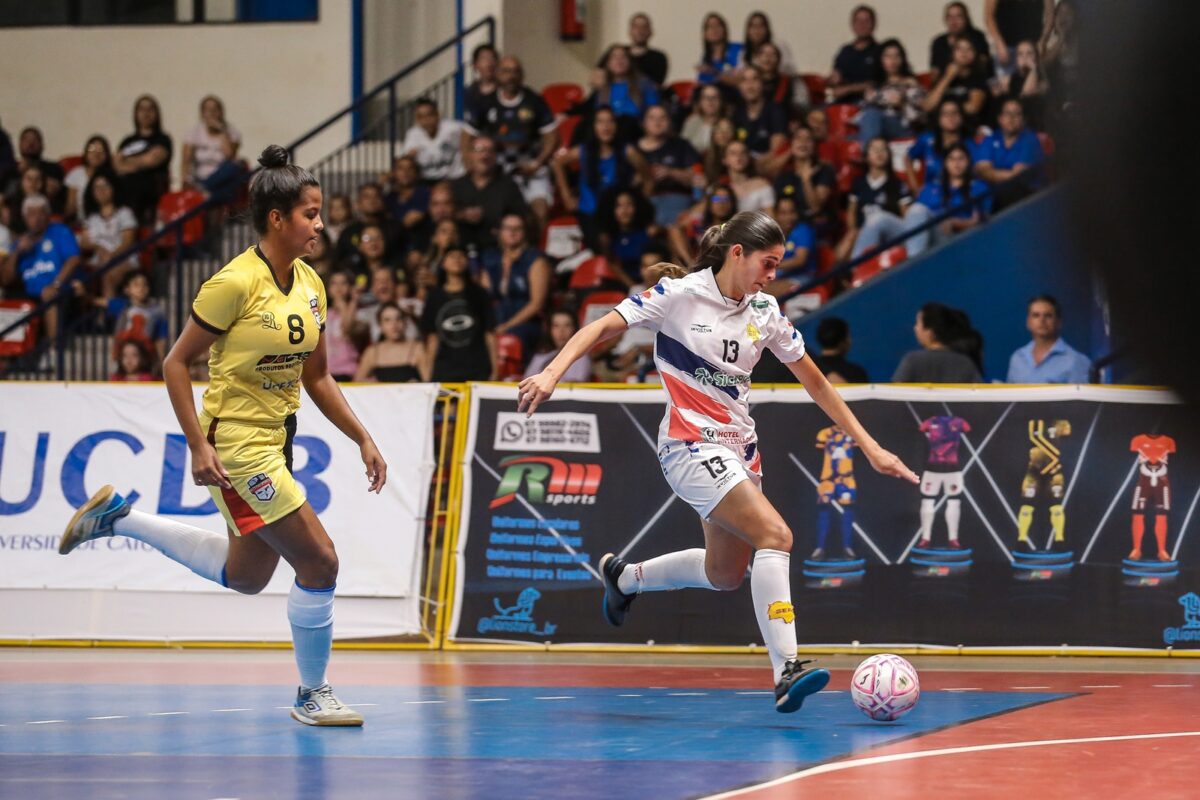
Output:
[518, 211, 918, 713]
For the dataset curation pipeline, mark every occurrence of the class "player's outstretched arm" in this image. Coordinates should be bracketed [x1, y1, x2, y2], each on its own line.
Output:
[517, 310, 628, 416]
[787, 355, 919, 484]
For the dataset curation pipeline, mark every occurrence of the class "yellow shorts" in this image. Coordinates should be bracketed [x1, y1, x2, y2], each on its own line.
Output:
[201, 413, 306, 536]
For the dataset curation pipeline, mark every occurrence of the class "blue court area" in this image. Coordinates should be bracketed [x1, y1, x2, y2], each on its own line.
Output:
[0, 684, 1068, 799]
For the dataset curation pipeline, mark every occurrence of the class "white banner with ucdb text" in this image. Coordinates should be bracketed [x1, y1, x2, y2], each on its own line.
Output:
[0, 382, 436, 640]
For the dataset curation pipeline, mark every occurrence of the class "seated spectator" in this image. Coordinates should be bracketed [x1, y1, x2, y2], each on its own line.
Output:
[905, 98, 970, 194]
[78, 172, 138, 298]
[975, 97, 1046, 212]
[356, 261, 415, 343]
[753, 42, 808, 120]
[552, 107, 648, 245]
[354, 302, 425, 382]
[417, 181, 457, 255]
[1006, 294, 1090, 384]
[420, 245, 496, 381]
[668, 184, 736, 265]
[995, 41, 1048, 131]
[480, 213, 551, 356]
[636, 104, 700, 226]
[324, 193, 352, 246]
[403, 97, 466, 183]
[181, 95, 244, 202]
[904, 142, 990, 255]
[324, 269, 365, 381]
[773, 127, 837, 230]
[597, 188, 656, 285]
[922, 37, 989, 132]
[764, 194, 816, 296]
[335, 182, 406, 273]
[858, 39, 926, 144]
[425, 218, 463, 272]
[828, 5, 881, 103]
[585, 45, 661, 132]
[4, 127, 65, 214]
[0, 195, 80, 340]
[463, 56, 557, 225]
[464, 43, 499, 121]
[740, 11, 796, 75]
[696, 13, 742, 86]
[811, 317, 870, 383]
[110, 271, 168, 370]
[306, 229, 335, 279]
[1040, 0, 1078, 130]
[111, 340, 154, 382]
[724, 141, 775, 213]
[986, 0, 1053, 77]
[524, 309, 593, 382]
[113, 95, 172, 225]
[451, 137, 529, 252]
[63, 135, 113, 222]
[699, 117, 737, 186]
[837, 137, 914, 260]
[732, 66, 789, 176]
[5, 163, 49, 234]
[930, 2, 992, 86]
[893, 302, 983, 382]
[680, 84, 726, 154]
[625, 13, 669, 86]
[0, 197, 10, 259]
[353, 224, 404, 298]
[385, 155, 430, 235]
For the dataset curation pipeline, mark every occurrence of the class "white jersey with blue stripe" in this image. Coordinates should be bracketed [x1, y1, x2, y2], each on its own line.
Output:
[614, 268, 806, 468]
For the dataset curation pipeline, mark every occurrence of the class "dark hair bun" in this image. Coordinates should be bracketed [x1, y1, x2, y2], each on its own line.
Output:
[258, 145, 289, 169]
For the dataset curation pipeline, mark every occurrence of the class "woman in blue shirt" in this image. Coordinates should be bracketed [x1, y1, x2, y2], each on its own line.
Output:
[903, 142, 991, 255]
[597, 188, 655, 286]
[587, 45, 660, 125]
[904, 98, 970, 195]
[697, 13, 742, 85]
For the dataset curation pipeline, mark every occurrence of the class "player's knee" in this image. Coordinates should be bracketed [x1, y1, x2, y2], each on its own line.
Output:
[300, 547, 340, 588]
[759, 520, 793, 553]
[707, 563, 746, 591]
[226, 570, 271, 596]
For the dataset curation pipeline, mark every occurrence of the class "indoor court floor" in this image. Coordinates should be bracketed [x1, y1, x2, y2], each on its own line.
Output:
[0, 649, 1196, 799]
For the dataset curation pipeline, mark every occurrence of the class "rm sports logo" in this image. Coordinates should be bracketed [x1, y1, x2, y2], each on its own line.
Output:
[490, 455, 602, 509]
[477, 587, 558, 636]
[1163, 592, 1200, 645]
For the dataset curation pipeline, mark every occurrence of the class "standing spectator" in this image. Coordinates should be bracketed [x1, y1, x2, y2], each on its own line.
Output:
[904, 142, 990, 255]
[464, 43, 499, 120]
[597, 188, 656, 285]
[922, 37, 990, 132]
[636, 104, 700, 226]
[930, 2, 993, 85]
[63, 135, 113, 221]
[723, 141, 775, 213]
[985, 0, 1054, 75]
[626, 13, 669, 86]
[838, 137, 914, 260]
[336, 182, 406, 273]
[110, 271, 168, 368]
[828, 5, 881, 103]
[905, 98, 970, 194]
[420, 245, 497, 381]
[732, 66, 789, 175]
[354, 302, 425, 383]
[384, 155, 430, 237]
[857, 39, 926, 144]
[765, 194, 817, 294]
[680, 84, 726, 154]
[0, 195, 80, 340]
[995, 41, 1048, 131]
[323, 270, 365, 381]
[1006, 294, 1090, 383]
[480, 213, 551, 357]
[463, 56, 557, 226]
[975, 97, 1046, 212]
[324, 194, 353, 247]
[552, 108, 648, 245]
[4, 127, 65, 212]
[668, 184, 736, 265]
[585, 45, 661, 130]
[113, 95, 172, 225]
[773, 127, 837, 229]
[181, 95, 244, 201]
[811, 317, 870, 383]
[739, 11, 796, 75]
[753, 42, 808, 119]
[78, 172, 139, 298]
[402, 97, 465, 182]
[696, 13, 742, 86]
[893, 302, 983, 382]
[111, 340, 154, 382]
[451, 137, 529, 252]
[524, 310, 593, 383]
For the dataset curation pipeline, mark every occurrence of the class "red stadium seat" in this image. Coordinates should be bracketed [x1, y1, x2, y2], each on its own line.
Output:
[496, 333, 525, 380]
[156, 190, 206, 248]
[889, 137, 916, 181]
[830, 138, 863, 169]
[916, 71, 934, 90]
[799, 73, 827, 101]
[568, 256, 619, 290]
[541, 214, 583, 260]
[878, 244, 907, 269]
[851, 245, 906, 288]
[0, 300, 39, 357]
[816, 245, 837, 274]
[577, 290, 628, 329]
[58, 154, 83, 175]
[668, 80, 696, 106]
[542, 82, 585, 115]
[557, 114, 582, 148]
[825, 104, 859, 139]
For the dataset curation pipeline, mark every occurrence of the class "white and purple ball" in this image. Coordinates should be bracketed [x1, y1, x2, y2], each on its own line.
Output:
[850, 654, 920, 721]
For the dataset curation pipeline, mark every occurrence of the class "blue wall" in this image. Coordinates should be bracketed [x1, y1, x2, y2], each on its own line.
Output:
[800, 189, 1102, 382]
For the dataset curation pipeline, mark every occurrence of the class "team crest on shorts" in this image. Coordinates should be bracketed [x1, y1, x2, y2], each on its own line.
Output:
[247, 473, 276, 502]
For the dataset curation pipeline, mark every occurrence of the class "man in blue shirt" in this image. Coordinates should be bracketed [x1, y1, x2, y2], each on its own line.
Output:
[1007, 295, 1090, 384]
[0, 193, 80, 340]
[975, 97, 1046, 212]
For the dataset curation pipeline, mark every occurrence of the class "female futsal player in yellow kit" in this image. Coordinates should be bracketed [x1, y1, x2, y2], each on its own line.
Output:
[60, 145, 387, 726]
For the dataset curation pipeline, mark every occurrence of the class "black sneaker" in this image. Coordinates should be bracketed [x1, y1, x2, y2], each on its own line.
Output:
[599, 553, 637, 627]
[774, 659, 831, 713]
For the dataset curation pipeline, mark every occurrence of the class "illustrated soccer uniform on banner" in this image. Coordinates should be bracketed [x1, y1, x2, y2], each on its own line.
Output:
[614, 268, 805, 518]
[918, 415, 970, 547]
[191, 245, 327, 535]
[812, 425, 857, 558]
[1016, 418, 1070, 549]
[1129, 433, 1177, 561]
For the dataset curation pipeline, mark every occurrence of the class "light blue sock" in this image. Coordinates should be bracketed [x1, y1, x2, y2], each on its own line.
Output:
[287, 580, 335, 691]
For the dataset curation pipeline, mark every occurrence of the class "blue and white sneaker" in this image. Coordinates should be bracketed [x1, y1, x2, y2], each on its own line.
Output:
[59, 485, 130, 555]
[292, 683, 364, 726]
[775, 659, 831, 713]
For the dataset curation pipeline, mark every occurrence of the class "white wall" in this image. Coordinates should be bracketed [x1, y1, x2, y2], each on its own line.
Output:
[0, 0, 353, 182]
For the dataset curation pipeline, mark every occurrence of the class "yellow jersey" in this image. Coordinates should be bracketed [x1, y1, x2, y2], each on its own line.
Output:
[191, 245, 326, 426]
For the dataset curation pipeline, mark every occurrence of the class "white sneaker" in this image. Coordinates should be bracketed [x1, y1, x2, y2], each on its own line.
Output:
[291, 683, 363, 727]
[59, 485, 131, 555]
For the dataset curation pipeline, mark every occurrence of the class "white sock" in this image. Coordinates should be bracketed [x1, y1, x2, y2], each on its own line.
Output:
[114, 509, 228, 586]
[919, 498, 935, 542]
[618, 548, 714, 594]
[946, 498, 962, 542]
[288, 581, 334, 691]
[751, 549, 798, 682]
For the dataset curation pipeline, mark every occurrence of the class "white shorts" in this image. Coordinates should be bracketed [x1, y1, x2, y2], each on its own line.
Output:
[658, 440, 762, 520]
[514, 167, 554, 205]
[921, 470, 964, 498]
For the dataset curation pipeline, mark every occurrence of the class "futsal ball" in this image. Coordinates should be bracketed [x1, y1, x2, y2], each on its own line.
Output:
[850, 654, 920, 721]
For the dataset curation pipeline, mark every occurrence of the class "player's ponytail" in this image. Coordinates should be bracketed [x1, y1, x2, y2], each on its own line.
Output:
[641, 261, 689, 283]
[249, 144, 320, 234]
[694, 210, 785, 274]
